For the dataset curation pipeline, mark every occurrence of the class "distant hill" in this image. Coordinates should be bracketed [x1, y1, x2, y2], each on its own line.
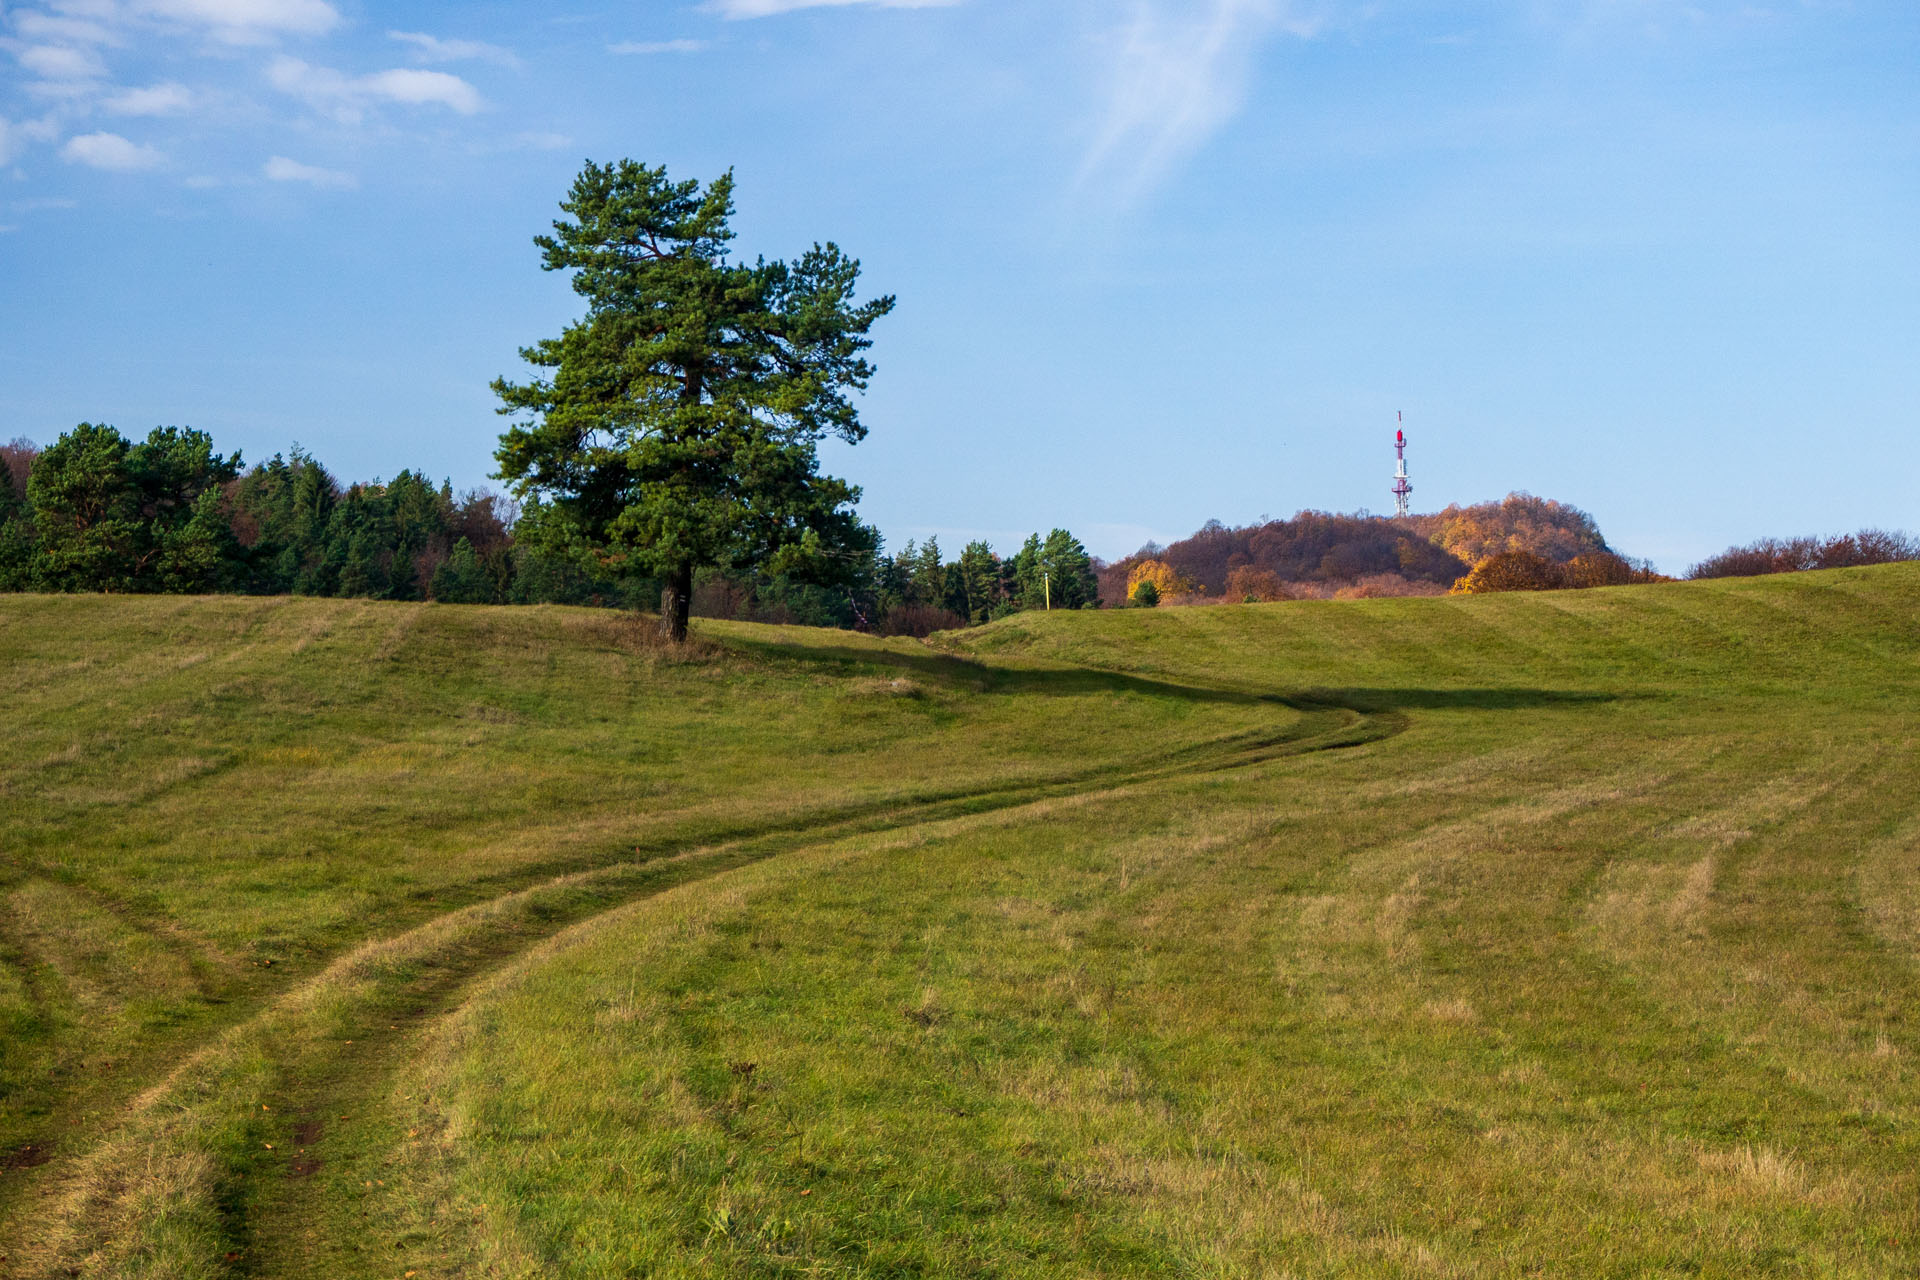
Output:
[1401, 493, 1611, 566]
[1103, 492, 1613, 602]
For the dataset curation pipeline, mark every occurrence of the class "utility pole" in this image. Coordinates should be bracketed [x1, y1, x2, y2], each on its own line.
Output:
[1044, 571, 1051, 611]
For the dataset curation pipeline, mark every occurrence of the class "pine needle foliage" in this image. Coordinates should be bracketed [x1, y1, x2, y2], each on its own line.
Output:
[492, 160, 895, 641]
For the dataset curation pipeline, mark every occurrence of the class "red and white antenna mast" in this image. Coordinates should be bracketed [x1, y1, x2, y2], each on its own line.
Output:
[1391, 412, 1412, 518]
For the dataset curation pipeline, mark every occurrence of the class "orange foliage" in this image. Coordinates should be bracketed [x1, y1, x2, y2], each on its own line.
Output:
[1127, 559, 1195, 603]
[1450, 551, 1565, 594]
[1224, 565, 1290, 602]
[1454, 548, 1672, 595]
[1405, 493, 1608, 566]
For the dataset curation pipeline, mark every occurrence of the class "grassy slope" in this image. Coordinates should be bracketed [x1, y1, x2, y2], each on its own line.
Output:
[3, 567, 1918, 1277]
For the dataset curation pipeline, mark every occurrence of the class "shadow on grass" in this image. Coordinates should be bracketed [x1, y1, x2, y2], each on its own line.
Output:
[1300, 687, 1623, 713]
[723, 636, 1267, 703]
[723, 635, 1621, 714]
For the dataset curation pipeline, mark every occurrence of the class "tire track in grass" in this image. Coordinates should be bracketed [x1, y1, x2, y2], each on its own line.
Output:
[0, 868, 248, 1197]
[6, 691, 1402, 1279]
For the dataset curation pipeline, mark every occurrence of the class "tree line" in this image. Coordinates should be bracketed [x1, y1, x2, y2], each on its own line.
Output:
[1688, 530, 1919, 579]
[0, 425, 1098, 634]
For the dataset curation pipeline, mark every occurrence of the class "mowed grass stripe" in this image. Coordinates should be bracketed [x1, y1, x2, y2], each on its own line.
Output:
[368, 727, 1905, 1275]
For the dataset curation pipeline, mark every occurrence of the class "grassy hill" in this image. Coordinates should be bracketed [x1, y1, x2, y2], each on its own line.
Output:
[2, 567, 1917, 1278]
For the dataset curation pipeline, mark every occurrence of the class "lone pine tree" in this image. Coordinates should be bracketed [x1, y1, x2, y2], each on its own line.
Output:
[493, 160, 894, 641]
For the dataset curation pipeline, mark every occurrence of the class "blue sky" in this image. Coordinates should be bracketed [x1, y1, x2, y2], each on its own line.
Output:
[2, 0, 1915, 571]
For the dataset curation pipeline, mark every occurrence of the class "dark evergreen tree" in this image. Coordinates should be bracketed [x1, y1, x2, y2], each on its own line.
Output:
[1004, 529, 1098, 611]
[431, 537, 494, 603]
[0, 455, 35, 591]
[1007, 533, 1046, 611]
[492, 159, 893, 641]
[951, 539, 999, 624]
[27, 424, 145, 591]
[28, 424, 240, 592]
[1038, 528, 1099, 609]
[911, 536, 945, 608]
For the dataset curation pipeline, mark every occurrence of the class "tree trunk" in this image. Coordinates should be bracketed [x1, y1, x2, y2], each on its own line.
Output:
[659, 565, 693, 644]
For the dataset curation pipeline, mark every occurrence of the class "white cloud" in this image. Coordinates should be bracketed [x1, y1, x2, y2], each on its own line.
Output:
[25, 79, 102, 100]
[268, 56, 483, 122]
[103, 81, 195, 115]
[17, 43, 109, 81]
[362, 68, 483, 112]
[388, 31, 518, 67]
[705, 0, 957, 17]
[1077, 0, 1321, 207]
[264, 153, 354, 187]
[61, 130, 166, 170]
[0, 118, 60, 166]
[607, 39, 705, 54]
[136, 0, 341, 43]
[12, 11, 121, 45]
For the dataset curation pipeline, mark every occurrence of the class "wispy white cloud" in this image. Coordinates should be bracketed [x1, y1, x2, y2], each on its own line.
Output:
[12, 11, 121, 45]
[7, 0, 337, 50]
[61, 130, 166, 170]
[264, 153, 353, 187]
[136, 0, 341, 44]
[1077, 0, 1322, 207]
[705, 0, 958, 18]
[103, 81, 196, 115]
[268, 56, 484, 122]
[0, 119, 58, 167]
[17, 42, 109, 82]
[607, 39, 706, 54]
[388, 30, 519, 68]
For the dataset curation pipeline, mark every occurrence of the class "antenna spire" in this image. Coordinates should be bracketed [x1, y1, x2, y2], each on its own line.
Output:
[1391, 414, 1412, 518]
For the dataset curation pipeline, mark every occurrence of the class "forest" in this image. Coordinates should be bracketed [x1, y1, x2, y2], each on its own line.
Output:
[0, 425, 1097, 635]
[3, 425, 1914, 631]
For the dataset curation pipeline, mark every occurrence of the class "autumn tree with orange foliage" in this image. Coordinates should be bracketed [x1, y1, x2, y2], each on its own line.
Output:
[1453, 547, 1669, 595]
[1562, 551, 1669, 588]
[1451, 551, 1565, 594]
[1405, 493, 1608, 567]
[1127, 559, 1194, 606]
[1225, 564, 1290, 602]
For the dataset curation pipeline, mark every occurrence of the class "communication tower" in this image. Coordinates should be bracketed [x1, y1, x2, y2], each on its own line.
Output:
[1391, 412, 1412, 518]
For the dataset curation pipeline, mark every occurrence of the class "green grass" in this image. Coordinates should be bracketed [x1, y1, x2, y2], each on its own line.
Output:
[2, 567, 1918, 1277]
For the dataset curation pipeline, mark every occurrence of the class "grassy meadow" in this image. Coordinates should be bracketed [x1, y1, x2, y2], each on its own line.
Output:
[2, 566, 1918, 1277]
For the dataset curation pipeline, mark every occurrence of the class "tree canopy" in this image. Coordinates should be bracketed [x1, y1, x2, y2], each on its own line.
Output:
[26, 423, 240, 593]
[492, 159, 894, 640]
